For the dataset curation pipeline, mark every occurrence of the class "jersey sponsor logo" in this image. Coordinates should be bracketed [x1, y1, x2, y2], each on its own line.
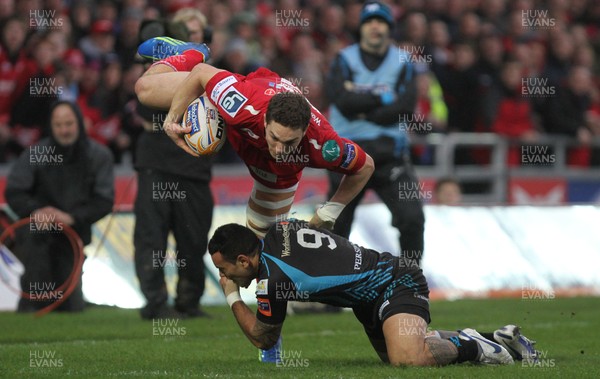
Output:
[413, 292, 429, 303]
[378, 300, 390, 321]
[244, 105, 260, 115]
[322, 140, 341, 162]
[256, 279, 268, 295]
[308, 139, 321, 150]
[264, 88, 276, 96]
[340, 143, 357, 169]
[281, 223, 292, 257]
[250, 166, 277, 183]
[310, 112, 321, 126]
[353, 244, 362, 270]
[210, 75, 238, 103]
[257, 298, 272, 317]
[219, 88, 247, 117]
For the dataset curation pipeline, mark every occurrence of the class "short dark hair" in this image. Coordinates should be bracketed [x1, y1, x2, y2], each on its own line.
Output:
[208, 224, 260, 263]
[265, 92, 311, 131]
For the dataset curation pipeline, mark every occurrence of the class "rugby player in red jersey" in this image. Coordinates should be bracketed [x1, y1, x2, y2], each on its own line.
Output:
[135, 37, 374, 236]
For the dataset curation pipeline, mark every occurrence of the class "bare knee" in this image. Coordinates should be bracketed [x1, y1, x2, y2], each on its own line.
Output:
[135, 76, 152, 105]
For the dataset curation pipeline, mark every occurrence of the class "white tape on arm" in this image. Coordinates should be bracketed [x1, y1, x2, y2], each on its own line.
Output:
[316, 201, 345, 223]
[226, 292, 242, 308]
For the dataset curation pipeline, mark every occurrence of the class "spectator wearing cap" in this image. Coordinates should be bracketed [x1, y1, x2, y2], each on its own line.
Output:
[326, 1, 426, 266]
[79, 19, 116, 61]
[59, 49, 85, 102]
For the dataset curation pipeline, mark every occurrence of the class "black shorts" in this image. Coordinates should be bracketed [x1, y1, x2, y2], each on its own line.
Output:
[352, 262, 431, 341]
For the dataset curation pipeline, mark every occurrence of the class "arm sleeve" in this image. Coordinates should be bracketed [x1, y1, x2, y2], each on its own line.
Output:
[327, 54, 381, 118]
[309, 130, 367, 176]
[366, 61, 418, 126]
[4, 150, 45, 217]
[256, 296, 287, 325]
[70, 146, 115, 226]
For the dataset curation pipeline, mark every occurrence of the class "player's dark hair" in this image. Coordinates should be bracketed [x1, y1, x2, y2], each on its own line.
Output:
[208, 224, 260, 263]
[265, 92, 311, 131]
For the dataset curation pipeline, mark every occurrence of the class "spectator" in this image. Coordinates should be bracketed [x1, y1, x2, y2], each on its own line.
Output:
[543, 31, 575, 86]
[0, 16, 37, 161]
[483, 59, 539, 166]
[11, 33, 61, 156]
[116, 7, 144, 68]
[438, 40, 480, 133]
[87, 56, 129, 162]
[79, 19, 116, 61]
[539, 65, 595, 166]
[434, 177, 463, 205]
[427, 20, 452, 76]
[216, 38, 259, 76]
[69, 0, 93, 42]
[172, 7, 210, 44]
[4, 100, 114, 312]
[327, 1, 425, 265]
[400, 12, 428, 47]
[58, 48, 85, 102]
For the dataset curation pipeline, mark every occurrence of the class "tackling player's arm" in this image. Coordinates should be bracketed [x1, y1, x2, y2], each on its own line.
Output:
[163, 63, 225, 156]
[221, 276, 283, 349]
[310, 141, 374, 229]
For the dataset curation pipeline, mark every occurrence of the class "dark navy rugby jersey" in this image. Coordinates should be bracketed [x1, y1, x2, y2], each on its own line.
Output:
[254, 220, 397, 325]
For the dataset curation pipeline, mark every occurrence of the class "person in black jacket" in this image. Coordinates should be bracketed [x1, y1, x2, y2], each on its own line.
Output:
[5, 100, 114, 312]
[133, 10, 214, 319]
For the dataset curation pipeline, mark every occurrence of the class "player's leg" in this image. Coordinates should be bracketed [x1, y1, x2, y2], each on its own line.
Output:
[351, 305, 390, 363]
[135, 37, 210, 110]
[135, 67, 190, 110]
[374, 160, 425, 264]
[246, 181, 297, 237]
[326, 170, 367, 238]
[133, 168, 172, 319]
[171, 176, 214, 317]
[382, 313, 438, 366]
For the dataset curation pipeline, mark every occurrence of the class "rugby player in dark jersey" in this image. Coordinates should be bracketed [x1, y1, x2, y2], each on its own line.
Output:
[208, 220, 540, 366]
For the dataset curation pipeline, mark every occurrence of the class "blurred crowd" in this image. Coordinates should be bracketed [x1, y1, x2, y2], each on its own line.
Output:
[1, 0, 600, 165]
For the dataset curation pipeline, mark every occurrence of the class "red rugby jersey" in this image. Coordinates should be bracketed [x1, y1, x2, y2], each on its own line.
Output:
[204, 67, 366, 189]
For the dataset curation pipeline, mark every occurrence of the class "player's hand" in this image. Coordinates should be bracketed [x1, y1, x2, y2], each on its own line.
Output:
[219, 273, 239, 296]
[308, 212, 334, 231]
[163, 118, 199, 157]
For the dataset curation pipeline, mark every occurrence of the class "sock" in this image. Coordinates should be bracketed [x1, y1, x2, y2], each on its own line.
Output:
[157, 49, 207, 72]
[480, 332, 496, 342]
[448, 336, 479, 363]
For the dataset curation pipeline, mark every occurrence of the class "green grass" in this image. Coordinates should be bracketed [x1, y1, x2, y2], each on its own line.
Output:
[1, 297, 599, 378]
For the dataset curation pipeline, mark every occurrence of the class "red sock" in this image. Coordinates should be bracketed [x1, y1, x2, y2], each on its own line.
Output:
[154, 49, 207, 72]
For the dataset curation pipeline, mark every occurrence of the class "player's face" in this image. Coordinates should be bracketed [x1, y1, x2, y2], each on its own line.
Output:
[50, 104, 80, 146]
[264, 120, 305, 160]
[212, 252, 255, 288]
[360, 18, 390, 50]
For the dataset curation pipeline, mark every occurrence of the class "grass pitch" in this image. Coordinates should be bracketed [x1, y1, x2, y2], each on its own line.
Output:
[1, 296, 599, 378]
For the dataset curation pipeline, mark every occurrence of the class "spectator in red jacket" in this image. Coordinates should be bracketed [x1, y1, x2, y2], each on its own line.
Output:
[483, 59, 539, 166]
[0, 16, 37, 160]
